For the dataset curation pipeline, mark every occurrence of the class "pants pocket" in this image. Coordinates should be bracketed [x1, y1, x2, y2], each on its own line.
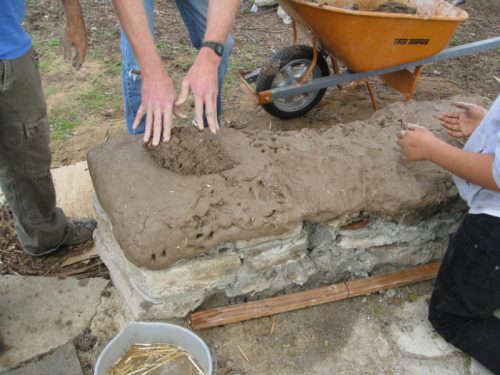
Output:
[23, 116, 51, 177]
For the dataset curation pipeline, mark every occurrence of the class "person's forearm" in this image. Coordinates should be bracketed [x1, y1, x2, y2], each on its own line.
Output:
[204, 0, 239, 44]
[429, 138, 500, 191]
[111, 0, 163, 77]
[61, 0, 85, 28]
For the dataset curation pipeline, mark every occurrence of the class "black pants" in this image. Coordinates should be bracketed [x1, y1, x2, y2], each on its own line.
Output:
[429, 213, 500, 374]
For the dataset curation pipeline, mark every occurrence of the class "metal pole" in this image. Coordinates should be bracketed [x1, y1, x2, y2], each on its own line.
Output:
[271, 36, 500, 99]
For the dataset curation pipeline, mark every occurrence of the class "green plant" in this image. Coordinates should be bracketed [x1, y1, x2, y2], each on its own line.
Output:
[370, 295, 381, 320]
[49, 104, 81, 140]
[43, 86, 58, 97]
[450, 36, 463, 47]
[78, 76, 108, 111]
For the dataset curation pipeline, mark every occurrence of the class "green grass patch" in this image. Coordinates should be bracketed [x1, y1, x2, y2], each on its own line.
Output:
[78, 75, 122, 115]
[43, 86, 58, 97]
[224, 42, 263, 96]
[450, 36, 463, 47]
[46, 37, 61, 48]
[78, 76, 108, 111]
[106, 60, 122, 76]
[49, 104, 82, 140]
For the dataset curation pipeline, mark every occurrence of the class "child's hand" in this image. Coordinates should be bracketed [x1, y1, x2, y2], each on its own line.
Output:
[396, 123, 437, 161]
[439, 102, 487, 138]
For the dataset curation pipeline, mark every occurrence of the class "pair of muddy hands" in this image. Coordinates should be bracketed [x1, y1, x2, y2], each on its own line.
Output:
[396, 102, 486, 161]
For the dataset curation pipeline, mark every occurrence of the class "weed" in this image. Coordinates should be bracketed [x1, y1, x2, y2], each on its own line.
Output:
[450, 36, 463, 47]
[46, 37, 61, 48]
[464, 355, 471, 369]
[370, 295, 381, 320]
[78, 76, 108, 111]
[44, 86, 58, 97]
[156, 41, 168, 53]
[107, 60, 122, 76]
[78, 75, 122, 114]
[49, 104, 81, 140]
[224, 42, 263, 96]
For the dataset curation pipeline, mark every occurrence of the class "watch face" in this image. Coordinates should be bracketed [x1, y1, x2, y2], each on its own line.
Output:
[215, 45, 223, 56]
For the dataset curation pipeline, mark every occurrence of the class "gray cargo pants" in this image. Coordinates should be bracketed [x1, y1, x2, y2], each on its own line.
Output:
[0, 48, 69, 256]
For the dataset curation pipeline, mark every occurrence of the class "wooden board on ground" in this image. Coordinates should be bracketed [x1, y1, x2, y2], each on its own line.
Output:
[190, 262, 440, 330]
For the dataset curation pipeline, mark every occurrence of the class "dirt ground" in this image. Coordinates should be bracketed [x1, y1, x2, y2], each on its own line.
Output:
[23, 0, 499, 168]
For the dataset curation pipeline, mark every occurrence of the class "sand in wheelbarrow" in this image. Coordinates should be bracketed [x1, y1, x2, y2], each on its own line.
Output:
[146, 127, 236, 176]
[375, 1, 417, 14]
[309, 0, 417, 14]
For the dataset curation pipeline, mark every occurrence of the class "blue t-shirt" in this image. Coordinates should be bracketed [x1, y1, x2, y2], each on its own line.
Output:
[0, 1, 32, 60]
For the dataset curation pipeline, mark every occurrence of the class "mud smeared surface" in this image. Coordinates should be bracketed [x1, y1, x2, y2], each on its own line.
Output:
[88, 97, 487, 270]
[146, 127, 236, 176]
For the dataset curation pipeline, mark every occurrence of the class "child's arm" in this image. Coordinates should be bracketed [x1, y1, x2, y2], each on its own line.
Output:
[439, 102, 488, 138]
[396, 124, 500, 192]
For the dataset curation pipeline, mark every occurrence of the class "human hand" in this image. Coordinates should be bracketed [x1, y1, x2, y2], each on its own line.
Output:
[62, 0, 87, 70]
[175, 48, 221, 134]
[439, 102, 487, 138]
[396, 123, 439, 161]
[133, 70, 186, 145]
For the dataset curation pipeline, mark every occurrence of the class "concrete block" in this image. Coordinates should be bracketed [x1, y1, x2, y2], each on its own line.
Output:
[52, 161, 95, 218]
[0, 275, 107, 371]
[5, 341, 82, 375]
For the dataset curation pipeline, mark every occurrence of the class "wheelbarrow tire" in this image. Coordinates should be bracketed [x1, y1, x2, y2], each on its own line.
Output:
[256, 45, 330, 119]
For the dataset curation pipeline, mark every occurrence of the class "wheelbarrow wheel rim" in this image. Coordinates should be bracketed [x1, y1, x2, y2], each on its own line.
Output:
[256, 45, 330, 119]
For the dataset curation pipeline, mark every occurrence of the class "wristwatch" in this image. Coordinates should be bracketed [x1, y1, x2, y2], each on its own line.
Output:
[201, 41, 224, 57]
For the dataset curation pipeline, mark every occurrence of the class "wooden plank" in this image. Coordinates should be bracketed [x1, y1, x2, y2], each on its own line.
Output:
[346, 262, 440, 298]
[190, 283, 349, 330]
[61, 248, 98, 268]
[190, 261, 440, 330]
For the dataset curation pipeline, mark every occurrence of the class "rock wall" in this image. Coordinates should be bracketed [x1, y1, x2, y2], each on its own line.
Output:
[95, 196, 464, 319]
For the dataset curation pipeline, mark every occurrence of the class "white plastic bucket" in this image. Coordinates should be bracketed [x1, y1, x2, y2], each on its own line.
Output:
[94, 322, 213, 375]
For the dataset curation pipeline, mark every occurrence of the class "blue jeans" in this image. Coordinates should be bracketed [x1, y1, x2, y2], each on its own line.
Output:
[429, 214, 500, 373]
[120, 0, 234, 134]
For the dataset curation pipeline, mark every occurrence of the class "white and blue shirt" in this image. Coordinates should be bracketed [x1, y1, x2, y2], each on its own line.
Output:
[453, 94, 500, 217]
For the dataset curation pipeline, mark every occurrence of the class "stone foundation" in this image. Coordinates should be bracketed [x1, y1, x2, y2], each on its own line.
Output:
[94, 195, 464, 319]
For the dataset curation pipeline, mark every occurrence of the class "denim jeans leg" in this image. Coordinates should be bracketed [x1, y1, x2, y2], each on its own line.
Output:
[120, 0, 155, 135]
[174, 0, 234, 121]
[428, 214, 500, 373]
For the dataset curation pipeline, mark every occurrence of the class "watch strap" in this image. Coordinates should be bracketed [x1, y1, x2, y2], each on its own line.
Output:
[201, 41, 224, 57]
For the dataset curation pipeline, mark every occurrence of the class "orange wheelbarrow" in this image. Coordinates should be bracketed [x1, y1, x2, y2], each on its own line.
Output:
[240, 0, 500, 119]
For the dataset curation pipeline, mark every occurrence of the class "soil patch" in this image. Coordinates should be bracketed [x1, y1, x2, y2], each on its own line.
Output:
[375, 1, 416, 13]
[146, 127, 236, 176]
[0, 205, 108, 278]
